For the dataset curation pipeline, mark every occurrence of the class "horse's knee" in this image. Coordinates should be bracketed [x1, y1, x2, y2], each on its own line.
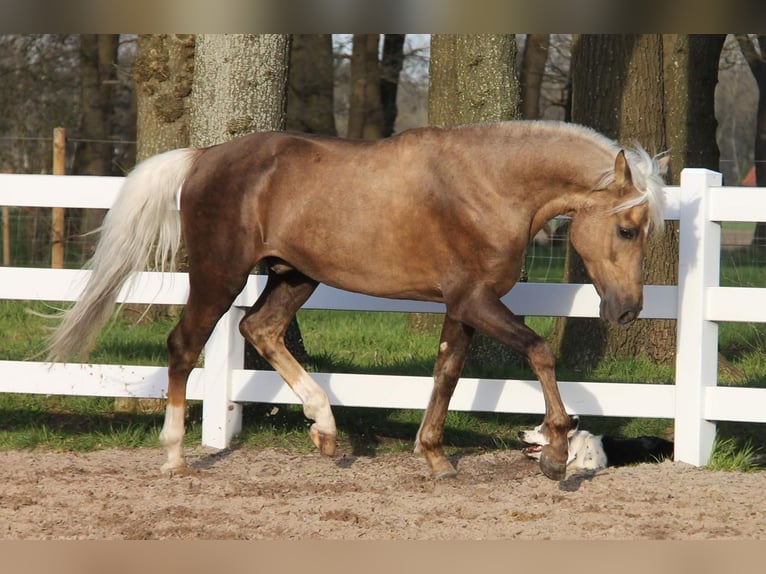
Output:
[239, 315, 278, 359]
[526, 339, 556, 373]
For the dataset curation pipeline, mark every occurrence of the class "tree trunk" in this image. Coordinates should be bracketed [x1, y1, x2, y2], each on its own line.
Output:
[666, 34, 741, 381]
[554, 35, 668, 368]
[73, 35, 119, 177]
[190, 34, 291, 145]
[347, 34, 384, 140]
[380, 34, 406, 136]
[555, 34, 723, 369]
[663, 35, 725, 181]
[190, 34, 307, 370]
[736, 35, 766, 248]
[134, 34, 195, 159]
[429, 34, 520, 126]
[286, 34, 337, 136]
[426, 34, 522, 366]
[520, 34, 550, 119]
[71, 34, 119, 255]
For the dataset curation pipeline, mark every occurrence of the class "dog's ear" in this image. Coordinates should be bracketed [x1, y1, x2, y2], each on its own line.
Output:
[569, 415, 580, 432]
[565, 416, 580, 439]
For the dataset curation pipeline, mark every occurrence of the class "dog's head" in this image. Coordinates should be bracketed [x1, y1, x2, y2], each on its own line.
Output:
[518, 416, 608, 470]
[518, 416, 580, 459]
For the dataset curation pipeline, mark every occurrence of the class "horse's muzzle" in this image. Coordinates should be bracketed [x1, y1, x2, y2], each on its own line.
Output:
[600, 297, 642, 325]
[617, 307, 640, 324]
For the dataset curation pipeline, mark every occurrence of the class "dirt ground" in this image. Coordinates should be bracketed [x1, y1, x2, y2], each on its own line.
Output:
[1, 446, 764, 540]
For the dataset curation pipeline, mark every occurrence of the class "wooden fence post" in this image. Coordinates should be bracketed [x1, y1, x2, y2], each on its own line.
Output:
[51, 127, 66, 269]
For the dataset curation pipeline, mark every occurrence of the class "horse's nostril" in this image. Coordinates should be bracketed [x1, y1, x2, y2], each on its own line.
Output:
[618, 309, 638, 324]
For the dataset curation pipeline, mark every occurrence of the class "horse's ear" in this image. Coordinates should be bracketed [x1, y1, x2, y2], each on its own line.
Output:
[614, 150, 633, 190]
[657, 153, 670, 179]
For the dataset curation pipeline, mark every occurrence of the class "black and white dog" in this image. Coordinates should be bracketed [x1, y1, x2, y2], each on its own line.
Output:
[518, 416, 674, 471]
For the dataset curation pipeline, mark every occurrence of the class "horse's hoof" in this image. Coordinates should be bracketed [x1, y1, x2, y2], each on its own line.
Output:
[429, 457, 458, 480]
[160, 462, 189, 476]
[539, 449, 567, 481]
[310, 424, 336, 456]
[433, 468, 458, 480]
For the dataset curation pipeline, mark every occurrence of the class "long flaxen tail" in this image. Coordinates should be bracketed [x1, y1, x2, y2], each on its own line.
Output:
[46, 148, 198, 363]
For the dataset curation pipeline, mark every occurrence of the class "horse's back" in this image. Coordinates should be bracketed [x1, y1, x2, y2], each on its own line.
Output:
[176, 123, 593, 301]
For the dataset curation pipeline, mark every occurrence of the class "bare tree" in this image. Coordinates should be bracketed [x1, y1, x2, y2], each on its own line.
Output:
[347, 34, 384, 140]
[736, 35, 766, 248]
[72, 35, 119, 177]
[287, 34, 337, 136]
[333, 34, 423, 135]
[554, 34, 724, 368]
[663, 35, 726, 181]
[0, 35, 80, 173]
[429, 34, 519, 126]
[133, 34, 195, 160]
[380, 34, 406, 136]
[190, 35, 290, 146]
[0, 35, 80, 266]
[716, 36, 758, 185]
[519, 34, 550, 119]
[70, 35, 120, 257]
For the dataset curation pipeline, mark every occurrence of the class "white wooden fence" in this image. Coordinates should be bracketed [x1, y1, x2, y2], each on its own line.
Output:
[1, 168, 765, 466]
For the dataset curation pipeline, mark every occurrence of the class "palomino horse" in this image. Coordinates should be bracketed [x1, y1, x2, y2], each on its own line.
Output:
[47, 121, 665, 481]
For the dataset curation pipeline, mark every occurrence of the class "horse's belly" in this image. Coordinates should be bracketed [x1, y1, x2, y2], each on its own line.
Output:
[282, 251, 443, 302]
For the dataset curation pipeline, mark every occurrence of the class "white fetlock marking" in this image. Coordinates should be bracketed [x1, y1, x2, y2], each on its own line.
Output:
[414, 414, 427, 454]
[293, 373, 336, 436]
[159, 404, 186, 472]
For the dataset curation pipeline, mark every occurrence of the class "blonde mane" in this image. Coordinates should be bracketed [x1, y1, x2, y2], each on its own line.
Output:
[539, 121, 667, 234]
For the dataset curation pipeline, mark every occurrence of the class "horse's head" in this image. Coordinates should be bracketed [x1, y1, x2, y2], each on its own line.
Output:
[569, 148, 666, 325]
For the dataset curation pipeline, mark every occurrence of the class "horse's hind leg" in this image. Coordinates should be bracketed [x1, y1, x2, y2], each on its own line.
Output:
[239, 270, 336, 456]
[161, 279, 246, 473]
[415, 316, 474, 478]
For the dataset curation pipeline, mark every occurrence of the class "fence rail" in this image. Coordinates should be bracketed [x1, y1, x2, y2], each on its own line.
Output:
[1, 168, 764, 466]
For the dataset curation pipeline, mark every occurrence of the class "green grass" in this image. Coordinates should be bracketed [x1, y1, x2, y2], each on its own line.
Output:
[707, 437, 759, 472]
[2, 273, 766, 470]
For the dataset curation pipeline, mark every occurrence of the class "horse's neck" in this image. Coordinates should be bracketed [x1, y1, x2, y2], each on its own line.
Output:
[523, 169, 596, 238]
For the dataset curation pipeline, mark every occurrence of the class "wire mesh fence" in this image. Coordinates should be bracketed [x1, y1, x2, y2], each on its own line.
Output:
[4, 207, 765, 287]
[1, 207, 102, 268]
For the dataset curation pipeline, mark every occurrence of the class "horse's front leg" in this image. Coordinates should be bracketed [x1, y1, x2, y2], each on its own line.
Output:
[448, 287, 571, 481]
[415, 316, 474, 478]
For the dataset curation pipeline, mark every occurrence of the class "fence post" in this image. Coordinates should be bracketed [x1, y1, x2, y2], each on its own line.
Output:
[674, 168, 722, 466]
[51, 128, 66, 269]
[201, 306, 244, 449]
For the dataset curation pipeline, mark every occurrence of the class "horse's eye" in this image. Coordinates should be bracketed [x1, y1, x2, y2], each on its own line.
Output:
[617, 226, 639, 240]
